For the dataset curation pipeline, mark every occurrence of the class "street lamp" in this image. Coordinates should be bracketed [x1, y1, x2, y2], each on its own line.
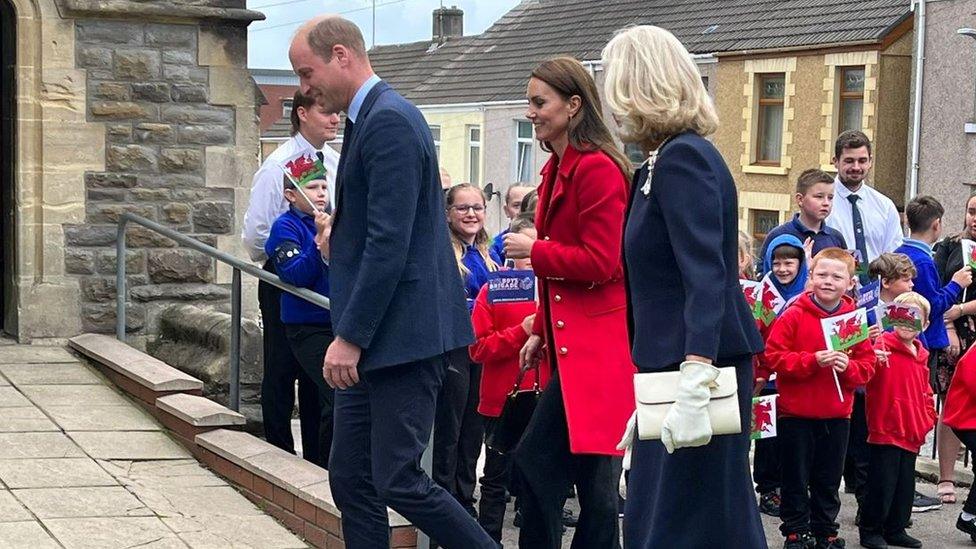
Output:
[959, 28, 976, 133]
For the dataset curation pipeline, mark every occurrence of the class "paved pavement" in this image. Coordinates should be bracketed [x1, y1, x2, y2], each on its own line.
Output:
[0, 345, 306, 549]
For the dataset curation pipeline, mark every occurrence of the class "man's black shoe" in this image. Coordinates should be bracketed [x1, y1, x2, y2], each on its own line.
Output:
[858, 530, 887, 549]
[882, 531, 921, 548]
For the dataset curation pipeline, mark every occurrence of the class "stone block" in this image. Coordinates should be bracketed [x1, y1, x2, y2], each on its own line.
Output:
[178, 125, 232, 145]
[160, 104, 233, 125]
[195, 429, 278, 467]
[208, 66, 256, 107]
[159, 148, 203, 173]
[76, 21, 144, 45]
[192, 201, 233, 233]
[91, 101, 153, 120]
[17, 283, 84, 339]
[106, 144, 157, 172]
[105, 125, 131, 142]
[161, 203, 190, 223]
[97, 250, 146, 276]
[65, 225, 116, 247]
[68, 333, 204, 393]
[131, 83, 171, 103]
[198, 27, 247, 68]
[156, 393, 245, 427]
[173, 187, 233, 202]
[77, 45, 112, 69]
[132, 123, 174, 144]
[65, 249, 96, 275]
[162, 50, 194, 65]
[81, 277, 117, 301]
[114, 49, 161, 80]
[13, 486, 154, 519]
[85, 172, 137, 189]
[139, 173, 205, 189]
[148, 249, 213, 283]
[128, 188, 171, 201]
[87, 188, 126, 202]
[162, 63, 209, 83]
[171, 83, 208, 103]
[92, 82, 130, 101]
[82, 302, 146, 333]
[45, 405, 160, 432]
[130, 283, 229, 302]
[145, 24, 196, 48]
[244, 452, 328, 496]
[87, 204, 156, 224]
[40, 68, 88, 123]
[0, 458, 117, 489]
[125, 225, 177, 248]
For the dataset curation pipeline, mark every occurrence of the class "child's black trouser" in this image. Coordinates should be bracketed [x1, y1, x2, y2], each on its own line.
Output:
[779, 417, 849, 538]
[283, 323, 336, 470]
[953, 429, 976, 515]
[859, 443, 916, 537]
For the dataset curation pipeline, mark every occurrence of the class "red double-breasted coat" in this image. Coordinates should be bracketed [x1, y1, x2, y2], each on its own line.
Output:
[530, 144, 636, 456]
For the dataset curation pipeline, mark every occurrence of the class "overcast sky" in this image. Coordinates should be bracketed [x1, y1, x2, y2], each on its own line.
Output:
[246, 0, 522, 69]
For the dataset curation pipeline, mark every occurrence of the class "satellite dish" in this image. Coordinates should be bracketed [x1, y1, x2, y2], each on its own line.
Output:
[484, 182, 497, 199]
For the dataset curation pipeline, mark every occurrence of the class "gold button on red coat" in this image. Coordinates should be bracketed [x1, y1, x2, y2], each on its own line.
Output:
[556, 320, 565, 328]
[554, 294, 562, 302]
[559, 347, 568, 355]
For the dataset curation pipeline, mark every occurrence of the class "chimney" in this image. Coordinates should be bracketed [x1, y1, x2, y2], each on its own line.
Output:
[432, 5, 463, 43]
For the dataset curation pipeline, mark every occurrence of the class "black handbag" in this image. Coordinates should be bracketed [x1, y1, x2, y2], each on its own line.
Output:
[485, 365, 542, 454]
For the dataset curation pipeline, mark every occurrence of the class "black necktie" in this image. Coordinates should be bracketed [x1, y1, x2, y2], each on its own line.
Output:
[848, 194, 870, 285]
[315, 151, 324, 163]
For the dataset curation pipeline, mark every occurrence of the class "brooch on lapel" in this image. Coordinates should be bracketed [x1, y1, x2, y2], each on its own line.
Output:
[639, 135, 675, 199]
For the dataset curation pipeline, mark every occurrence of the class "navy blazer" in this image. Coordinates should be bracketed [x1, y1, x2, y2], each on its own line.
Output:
[329, 81, 473, 371]
[623, 132, 763, 372]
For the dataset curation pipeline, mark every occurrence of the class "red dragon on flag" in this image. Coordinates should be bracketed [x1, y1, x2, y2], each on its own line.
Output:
[751, 395, 778, 439]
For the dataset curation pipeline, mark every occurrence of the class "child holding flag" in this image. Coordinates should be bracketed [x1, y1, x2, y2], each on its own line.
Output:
[469, 214, 551, 542]
[766, 248, 877, 549]
[264, 154, 334, 469]
[860, 292, 936, 549]
[753, 234, 809, 517]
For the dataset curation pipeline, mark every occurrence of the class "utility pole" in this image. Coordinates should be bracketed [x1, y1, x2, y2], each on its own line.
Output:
[371, 0, 376, 48]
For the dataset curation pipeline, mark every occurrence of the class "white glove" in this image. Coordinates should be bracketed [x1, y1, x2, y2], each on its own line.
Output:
[616, 411, 637, 499]
[660, 360, 720, 454]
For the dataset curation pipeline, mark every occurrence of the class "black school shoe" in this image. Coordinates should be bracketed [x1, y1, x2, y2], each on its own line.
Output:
[760, 491, 782, 517]
[957, 513, 976, 541]
[858, 530, 887, 549]
[882, 531, 921, 548]
[784, 533, 816, 549]
[816, 535, 846, 549]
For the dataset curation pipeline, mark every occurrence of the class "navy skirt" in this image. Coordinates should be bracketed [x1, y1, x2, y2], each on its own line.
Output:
[623, 356, 768, 548]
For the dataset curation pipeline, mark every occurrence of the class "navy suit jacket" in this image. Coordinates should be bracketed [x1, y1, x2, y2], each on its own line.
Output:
[329, 81, 473, 371]
[623, 132, 763, 372]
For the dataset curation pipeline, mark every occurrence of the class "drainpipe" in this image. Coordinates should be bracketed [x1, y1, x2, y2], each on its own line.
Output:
[909, 0, 926, 200]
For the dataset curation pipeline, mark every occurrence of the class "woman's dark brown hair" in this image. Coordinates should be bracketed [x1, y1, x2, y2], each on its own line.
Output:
[530, 57, 632, 177]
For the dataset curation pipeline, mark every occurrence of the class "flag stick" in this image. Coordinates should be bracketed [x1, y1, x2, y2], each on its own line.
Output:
[282, 170, 321, 215]
[875, 276, 889, 367]
[832, 368, 844, 403]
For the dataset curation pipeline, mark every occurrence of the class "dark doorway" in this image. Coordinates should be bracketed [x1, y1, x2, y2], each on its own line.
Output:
[1, 0, 14, 334]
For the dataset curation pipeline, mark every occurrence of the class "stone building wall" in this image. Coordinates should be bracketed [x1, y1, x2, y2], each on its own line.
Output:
[6, 0, 262, 342]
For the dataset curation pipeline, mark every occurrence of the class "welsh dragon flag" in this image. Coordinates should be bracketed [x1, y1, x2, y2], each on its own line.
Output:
[751, 394, 777, 440]
[753, 275, 785, 327]
[963, 239, 976, 270]
[878, 303, 924, 331]
[740, 280, 761, 316]
[821, 308, 870, 351]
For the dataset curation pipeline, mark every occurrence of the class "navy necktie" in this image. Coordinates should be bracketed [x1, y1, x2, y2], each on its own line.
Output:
[315, 151, 324, 163]
[848, 194, 870, 285]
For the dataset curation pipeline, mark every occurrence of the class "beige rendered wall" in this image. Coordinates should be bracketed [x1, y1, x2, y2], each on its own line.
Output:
[482, 104, 546, 236]
[875, 32, 913, 207]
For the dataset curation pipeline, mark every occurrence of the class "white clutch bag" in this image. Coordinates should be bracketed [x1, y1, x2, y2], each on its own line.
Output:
[634, 366, 742, 440]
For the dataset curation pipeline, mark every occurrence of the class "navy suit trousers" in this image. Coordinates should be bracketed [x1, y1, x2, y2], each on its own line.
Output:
[328, 353, 497, 549]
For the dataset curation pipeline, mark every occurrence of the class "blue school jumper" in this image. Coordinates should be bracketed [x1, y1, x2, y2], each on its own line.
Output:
[265, 206, 331, 325]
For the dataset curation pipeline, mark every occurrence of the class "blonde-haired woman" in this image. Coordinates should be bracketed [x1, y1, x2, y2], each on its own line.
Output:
[604, 26, 767, 548]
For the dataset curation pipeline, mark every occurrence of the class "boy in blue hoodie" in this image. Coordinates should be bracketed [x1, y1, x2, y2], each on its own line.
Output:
[754, 234, 809, 517]
[265, 155, 334, 469]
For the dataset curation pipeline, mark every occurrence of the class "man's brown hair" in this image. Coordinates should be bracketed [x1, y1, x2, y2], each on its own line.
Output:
[795, 168, 834, 195]
[868, 252, 917, 282]
[811, 247, 857, 276]
[834, 130, 872, 159]
[306, 17, 367, 61]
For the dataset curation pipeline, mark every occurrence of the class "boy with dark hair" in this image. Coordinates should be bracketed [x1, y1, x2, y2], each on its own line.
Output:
[766, 248, 877, 549]
[760, 169, 847, 270]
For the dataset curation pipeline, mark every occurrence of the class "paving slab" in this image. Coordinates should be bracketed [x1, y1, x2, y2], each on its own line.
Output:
[19, 384, 132, 408]
[0, 432, 85, 459]
[0, 375, 8, 387]
[68, 431, 191, 460]
[13, 486, 154, 519]
[45, 404, 161, 431]
[43, 516, 189, 549]
[99, 459, 227, 489]
[130, 485, 264, 519]
[0, 347, 77, 365]
[0, 406, 58, 433]
[0, 363, 103, 386]
[0, 490, 31, 522]
[164, 515, 307, 549]
[0, 521, 61, 549]
[0, 458, 117, 489]
[0, 387, 32, 408]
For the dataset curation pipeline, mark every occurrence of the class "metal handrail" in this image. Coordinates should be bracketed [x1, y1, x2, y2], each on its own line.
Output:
[115, 212, 331, 411]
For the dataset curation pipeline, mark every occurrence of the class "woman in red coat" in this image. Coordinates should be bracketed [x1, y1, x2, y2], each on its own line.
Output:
[504, 56, 635, 549]
[943, 343, 976, 541]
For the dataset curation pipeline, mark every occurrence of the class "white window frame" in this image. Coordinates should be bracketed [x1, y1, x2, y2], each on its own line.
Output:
[467, 125, 481, 185]
[281, 98, 293, 118]
[515, 120, 534, 183]
[429, 124, 441, 158]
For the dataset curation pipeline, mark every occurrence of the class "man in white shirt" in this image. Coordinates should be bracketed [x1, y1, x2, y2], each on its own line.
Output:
[242, 91, 340, 465]
[825, 130, 904, 267]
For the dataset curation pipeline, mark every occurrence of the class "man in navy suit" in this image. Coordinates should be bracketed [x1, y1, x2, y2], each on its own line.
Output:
[289, 16, 496, 549]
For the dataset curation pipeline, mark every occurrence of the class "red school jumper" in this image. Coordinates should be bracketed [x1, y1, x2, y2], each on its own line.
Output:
[469, 284, 551, 418]
[944, 344, 976, 431]
[865, 332, 936, 452]
[764, 292, 877, 419]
